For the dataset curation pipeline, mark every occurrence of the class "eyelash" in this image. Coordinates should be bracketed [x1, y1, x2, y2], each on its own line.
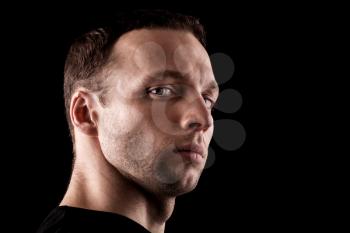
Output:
[147, 86, 216, 109]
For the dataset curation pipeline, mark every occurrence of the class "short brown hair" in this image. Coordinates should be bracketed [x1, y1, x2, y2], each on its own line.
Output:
[63, 9, 206, 139]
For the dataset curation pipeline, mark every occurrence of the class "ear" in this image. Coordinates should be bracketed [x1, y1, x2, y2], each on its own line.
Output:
[70, 90, 99, 137]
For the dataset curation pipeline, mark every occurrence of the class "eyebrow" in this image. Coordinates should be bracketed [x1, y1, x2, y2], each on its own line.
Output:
[145, 70, 187, 82]
[205, 80, 219, 95]
[144, 69, 219, 94]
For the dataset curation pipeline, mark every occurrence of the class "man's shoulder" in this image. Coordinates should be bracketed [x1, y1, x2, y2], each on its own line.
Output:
[36, 206, 68, 233]
[37, 206, 150, 233]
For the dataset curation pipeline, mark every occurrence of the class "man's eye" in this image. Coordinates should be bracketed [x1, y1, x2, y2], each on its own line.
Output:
[148, 87, 173, 97]
[203, 96, 215, 109]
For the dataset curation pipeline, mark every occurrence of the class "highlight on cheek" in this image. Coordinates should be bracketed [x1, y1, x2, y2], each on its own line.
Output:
[150, 96, 182, 136]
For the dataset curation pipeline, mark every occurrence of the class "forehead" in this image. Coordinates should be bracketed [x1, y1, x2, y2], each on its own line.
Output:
[111, 29, 214, 84]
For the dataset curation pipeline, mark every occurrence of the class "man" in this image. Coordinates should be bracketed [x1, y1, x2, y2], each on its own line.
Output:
[38, 10, 219, 233]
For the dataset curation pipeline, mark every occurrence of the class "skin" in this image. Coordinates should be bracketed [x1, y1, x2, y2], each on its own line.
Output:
[61, 29, 219, 233]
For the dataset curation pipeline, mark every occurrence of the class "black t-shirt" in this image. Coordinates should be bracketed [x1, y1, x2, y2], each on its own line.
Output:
[37, 206, 150, 233]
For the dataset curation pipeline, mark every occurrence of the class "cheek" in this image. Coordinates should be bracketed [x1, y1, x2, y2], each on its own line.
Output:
[122, 127, 157, 163]
[154, 150, 186, 184]
[204, 122, 214, 145]
[208, 123, 214, 139]
[99, 105, 159, 164]
[148, 100, 183, 136]
[103, 101, 145, 135]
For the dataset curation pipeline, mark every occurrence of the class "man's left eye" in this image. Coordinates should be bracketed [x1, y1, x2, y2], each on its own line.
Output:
[203, 96, 214, 109]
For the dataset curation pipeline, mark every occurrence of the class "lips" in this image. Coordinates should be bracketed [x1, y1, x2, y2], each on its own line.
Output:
[174, 144, 205, 160]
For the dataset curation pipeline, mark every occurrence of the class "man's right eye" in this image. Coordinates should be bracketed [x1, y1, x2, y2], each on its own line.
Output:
[147, 87, 174, 97]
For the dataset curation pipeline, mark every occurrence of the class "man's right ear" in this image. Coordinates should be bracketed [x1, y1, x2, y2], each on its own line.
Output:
[70, 90, 99, 137]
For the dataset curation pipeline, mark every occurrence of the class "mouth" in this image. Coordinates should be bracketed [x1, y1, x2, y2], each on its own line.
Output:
[174, 144, 205, 163]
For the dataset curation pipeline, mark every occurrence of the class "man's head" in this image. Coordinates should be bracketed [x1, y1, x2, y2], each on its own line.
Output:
[64, 10, 219, 197]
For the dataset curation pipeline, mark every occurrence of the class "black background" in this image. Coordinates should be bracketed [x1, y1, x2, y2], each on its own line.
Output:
[2, 4, 337, 233]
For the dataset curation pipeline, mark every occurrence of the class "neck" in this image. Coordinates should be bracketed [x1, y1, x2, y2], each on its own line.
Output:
[60, 135, 175, 233]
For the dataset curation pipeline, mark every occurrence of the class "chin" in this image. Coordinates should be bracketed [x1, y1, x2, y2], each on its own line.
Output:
[153, 155, 204, 196]
[158, 172, 200, 197]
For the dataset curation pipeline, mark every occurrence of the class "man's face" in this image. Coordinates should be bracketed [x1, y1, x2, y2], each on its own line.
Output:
[97, 29, 218, 197]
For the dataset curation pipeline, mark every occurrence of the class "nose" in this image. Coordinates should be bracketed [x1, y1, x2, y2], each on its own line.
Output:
[180, 94, 213, 132]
